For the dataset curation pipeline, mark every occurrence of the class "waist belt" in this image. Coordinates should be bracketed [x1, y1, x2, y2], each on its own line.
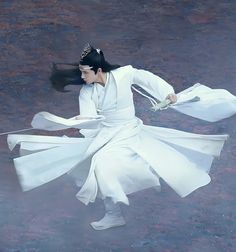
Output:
[97, 106, 136, 126]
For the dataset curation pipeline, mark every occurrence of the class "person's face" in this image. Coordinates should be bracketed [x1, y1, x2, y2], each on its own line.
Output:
[79, 65, 97, 84]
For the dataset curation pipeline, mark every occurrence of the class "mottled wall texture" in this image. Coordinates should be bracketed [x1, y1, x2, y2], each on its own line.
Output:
[0, 1, 236, 252]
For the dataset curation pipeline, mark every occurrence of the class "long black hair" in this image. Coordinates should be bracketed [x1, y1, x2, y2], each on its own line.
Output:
[50, 44, 121, 92]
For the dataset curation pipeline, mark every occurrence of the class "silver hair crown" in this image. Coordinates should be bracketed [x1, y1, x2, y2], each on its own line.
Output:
[81, 43, 93, 59]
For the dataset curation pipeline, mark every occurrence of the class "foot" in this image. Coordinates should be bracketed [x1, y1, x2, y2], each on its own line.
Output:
[90, 214, 126, 230]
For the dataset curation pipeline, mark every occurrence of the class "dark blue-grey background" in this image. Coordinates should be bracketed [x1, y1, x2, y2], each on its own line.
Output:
[0, 1, 236, 251]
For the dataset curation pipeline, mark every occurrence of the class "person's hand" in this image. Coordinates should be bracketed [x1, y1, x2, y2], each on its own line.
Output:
[166, 93, 177, 103]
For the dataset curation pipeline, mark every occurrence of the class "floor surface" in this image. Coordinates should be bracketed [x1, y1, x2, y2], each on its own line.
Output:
[0, 1, 236, 251]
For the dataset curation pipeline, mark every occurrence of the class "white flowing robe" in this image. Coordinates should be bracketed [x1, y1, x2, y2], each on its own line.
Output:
[8, 65, 233, 205]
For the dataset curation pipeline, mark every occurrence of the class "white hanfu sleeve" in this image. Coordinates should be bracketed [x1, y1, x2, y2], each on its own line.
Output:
[131, 67, 236, 122]
[132, 67, 175, 101]
[172, 83, 236, 122]
[79, 85, 97, 116]
[79, 85, 101, 137]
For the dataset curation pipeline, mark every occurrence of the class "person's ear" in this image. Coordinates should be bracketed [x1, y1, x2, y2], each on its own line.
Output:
[97, 68, 102, 73]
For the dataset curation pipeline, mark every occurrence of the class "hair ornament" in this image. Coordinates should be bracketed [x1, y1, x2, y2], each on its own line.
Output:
[81, 43, 93, 59]
[96, 48, 101, 54]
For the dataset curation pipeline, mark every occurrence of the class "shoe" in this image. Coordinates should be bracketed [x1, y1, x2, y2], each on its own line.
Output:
[90, 214, 126, 230]
[90, 197, 126, 230]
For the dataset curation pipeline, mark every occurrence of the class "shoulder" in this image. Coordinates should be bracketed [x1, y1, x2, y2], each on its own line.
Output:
[111, 65, 134, 74]
[110, 65, 135, 81]
[79, 84, 93, 98]
[109, 65, 135, 87]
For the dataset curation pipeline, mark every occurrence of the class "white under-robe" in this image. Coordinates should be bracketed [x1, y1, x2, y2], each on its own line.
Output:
[8, 65, 235, 205]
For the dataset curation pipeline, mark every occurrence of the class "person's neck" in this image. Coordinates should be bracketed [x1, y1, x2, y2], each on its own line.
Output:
[96, 72, 107, 86]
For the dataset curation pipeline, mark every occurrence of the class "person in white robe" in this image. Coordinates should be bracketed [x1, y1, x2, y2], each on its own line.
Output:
[7, 44, 236, 230]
